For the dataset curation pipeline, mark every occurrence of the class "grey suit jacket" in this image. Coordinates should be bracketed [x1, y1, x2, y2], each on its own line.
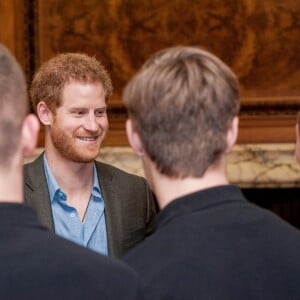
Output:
[24, 154, 157, 258]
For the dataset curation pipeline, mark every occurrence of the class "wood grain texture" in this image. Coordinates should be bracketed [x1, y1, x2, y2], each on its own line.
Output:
[36, 0, 300, 107]
[0, 0, 35, 85]
[3, 0, 300, 144]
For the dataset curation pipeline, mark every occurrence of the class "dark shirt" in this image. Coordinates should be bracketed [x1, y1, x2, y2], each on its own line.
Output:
[124, 185, 300, 300]
[0, 203, 141, 300]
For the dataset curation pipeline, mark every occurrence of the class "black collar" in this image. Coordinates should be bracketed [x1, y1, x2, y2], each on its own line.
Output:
[157, 185, 246, 229]
[0, 203, 46, 228]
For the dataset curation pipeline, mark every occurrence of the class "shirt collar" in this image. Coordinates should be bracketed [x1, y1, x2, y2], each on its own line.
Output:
[43, 154, 60, 203]
[91, 164, 101, 199]
[0, 203, 45, 228]
[43, 154, 101, 203]
[156, 185, 246, 229]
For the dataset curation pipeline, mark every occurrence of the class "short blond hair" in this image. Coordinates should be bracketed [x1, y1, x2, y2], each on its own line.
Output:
[123, 46, 240, 178]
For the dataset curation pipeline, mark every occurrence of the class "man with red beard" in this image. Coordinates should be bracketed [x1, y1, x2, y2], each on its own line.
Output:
[0, 43, 142, 300]
[24, 53, 156, 258]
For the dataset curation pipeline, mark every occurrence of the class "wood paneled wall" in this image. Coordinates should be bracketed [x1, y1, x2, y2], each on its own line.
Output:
[1, 0, 300, 146]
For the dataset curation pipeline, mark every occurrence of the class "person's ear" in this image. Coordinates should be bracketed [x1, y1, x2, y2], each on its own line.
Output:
[36, 101, 53, 125]
[295, 123, 300, 163]
[21, 114, 40, 157]
[225, 116, 239, 153]
[126, 119, 145, 156]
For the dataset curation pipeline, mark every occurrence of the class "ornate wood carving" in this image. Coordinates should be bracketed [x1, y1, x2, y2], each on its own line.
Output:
[4, 0, 300, 144]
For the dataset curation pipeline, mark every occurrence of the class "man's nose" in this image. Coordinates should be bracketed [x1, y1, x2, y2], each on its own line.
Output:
[83, 114, 99, 131]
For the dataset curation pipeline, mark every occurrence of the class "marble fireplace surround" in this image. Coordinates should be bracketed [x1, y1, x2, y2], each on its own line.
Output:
[26, 144, 300, 188]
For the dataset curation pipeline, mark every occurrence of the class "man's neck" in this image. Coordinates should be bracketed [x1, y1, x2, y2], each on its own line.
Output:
[0, 168, 23, 203]
[44, 149, 94, 195]
[149, 160, 228, 210]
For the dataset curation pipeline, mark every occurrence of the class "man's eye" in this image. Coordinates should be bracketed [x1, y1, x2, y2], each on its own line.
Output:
[95, 110, 105, 117]
[72, 111, 84, 116]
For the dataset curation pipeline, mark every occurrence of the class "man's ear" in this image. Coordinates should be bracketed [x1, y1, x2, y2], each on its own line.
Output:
[21, 114, 40, 157]
[295, 123, 300, 163]
[36, 101, 53, 125]
[126, 119, 145, 156]
[225, 116, 239, 153]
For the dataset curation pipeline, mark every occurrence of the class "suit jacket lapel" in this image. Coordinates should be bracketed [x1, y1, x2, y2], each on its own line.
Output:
[24, 154, 54, 231]
[25, 158, 127, 256]
[95, 161, 123, 258]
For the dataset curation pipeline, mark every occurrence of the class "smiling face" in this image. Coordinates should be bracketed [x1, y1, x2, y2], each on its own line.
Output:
[48, 80, 108, 163]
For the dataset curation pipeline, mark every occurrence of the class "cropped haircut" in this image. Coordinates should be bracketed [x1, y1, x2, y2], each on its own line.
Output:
[0, 44, 28, 166]
[30, 53, 113, 112]
[123, 46, 240, 178]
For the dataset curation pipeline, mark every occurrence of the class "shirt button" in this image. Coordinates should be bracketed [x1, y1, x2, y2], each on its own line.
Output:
[70, 212, 76, 218]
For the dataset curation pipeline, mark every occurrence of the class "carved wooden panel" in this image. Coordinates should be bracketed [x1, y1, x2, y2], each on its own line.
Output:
[0, 0, 32, 84]
[4, 0, 300, 145]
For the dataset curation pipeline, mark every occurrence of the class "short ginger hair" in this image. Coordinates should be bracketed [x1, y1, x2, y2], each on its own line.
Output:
[30, 53, 113, 112]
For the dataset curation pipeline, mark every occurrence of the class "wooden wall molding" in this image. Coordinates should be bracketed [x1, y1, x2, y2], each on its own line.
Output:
[104, 106, 299, 146]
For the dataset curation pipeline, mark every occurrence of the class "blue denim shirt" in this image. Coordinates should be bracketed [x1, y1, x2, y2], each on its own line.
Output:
[43, 154, 108, 255]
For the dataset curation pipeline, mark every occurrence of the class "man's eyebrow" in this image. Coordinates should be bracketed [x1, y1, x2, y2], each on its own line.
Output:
[69, 107, 87, 111]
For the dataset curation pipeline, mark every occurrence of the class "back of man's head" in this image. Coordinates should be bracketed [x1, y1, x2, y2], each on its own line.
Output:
[0, 44, 28, 167]
[123, 46, 240, 178]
